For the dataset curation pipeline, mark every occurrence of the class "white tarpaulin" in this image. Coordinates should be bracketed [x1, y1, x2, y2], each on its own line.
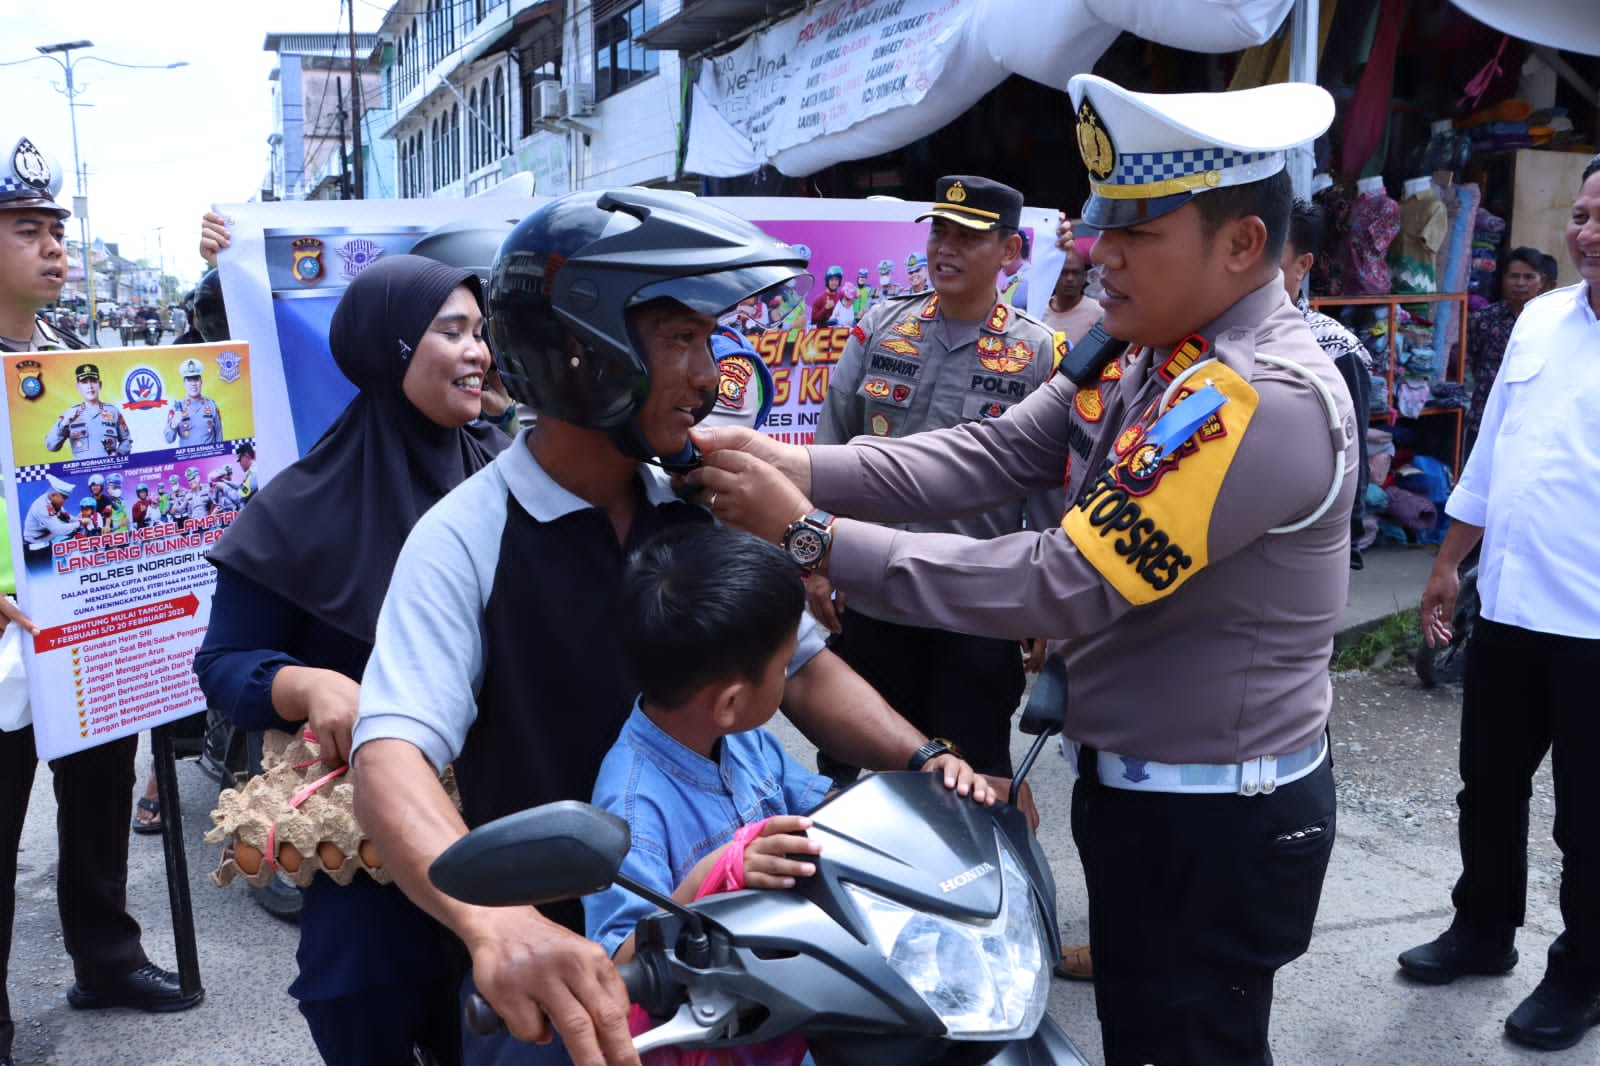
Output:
[685, 0, 1298, 178]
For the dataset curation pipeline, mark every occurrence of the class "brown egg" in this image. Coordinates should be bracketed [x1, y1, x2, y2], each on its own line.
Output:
[278, 842, 303, 873]
[234, 841, 262, 876]
[358, 839, 382, 869]
[318, 842, 345, 870]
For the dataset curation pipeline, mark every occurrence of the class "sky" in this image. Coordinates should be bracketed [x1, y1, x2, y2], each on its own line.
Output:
[2, 0, 385, 295]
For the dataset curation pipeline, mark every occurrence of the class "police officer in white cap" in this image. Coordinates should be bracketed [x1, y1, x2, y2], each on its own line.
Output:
[0, 134, 85, 354]
[688, 74, 1357, 1066]
[164, 356, 223, 445]
[22, 474, 78, 551]
[1, 135, 201, 1066]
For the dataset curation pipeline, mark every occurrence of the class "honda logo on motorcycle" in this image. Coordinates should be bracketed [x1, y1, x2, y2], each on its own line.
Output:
[939, 861, 995, 893]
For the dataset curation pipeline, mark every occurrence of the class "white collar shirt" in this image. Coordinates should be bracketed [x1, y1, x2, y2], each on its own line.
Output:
[1446, 282, 1600, 637]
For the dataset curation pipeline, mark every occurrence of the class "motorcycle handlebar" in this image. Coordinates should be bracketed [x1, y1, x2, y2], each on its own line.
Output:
[462, 959, 653, 1040]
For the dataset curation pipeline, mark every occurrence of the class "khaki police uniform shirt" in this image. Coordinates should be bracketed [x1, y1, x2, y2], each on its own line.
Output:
[816, 291, 1064, 624]
[810, 280, 1359, 764]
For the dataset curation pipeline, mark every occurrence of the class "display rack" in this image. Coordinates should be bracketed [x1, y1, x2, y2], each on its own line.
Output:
[1310, 291, 1468, 477]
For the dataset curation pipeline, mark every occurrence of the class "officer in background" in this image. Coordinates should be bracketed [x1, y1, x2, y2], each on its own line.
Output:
[905, 251, 931, 294]
[810, 174, 1061, 787]
[22, 475, 78, 552]
[164, 357, 222, 445]
[45, 363, 132, 459]
[1, 131, 201, 1066]
[232, 443, 257, 506]
[691, 76, 1355, 1066]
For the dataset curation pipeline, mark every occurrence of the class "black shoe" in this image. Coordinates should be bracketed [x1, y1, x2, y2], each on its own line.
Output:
[1398, 928, 1517, 985]
[1506, 977, 1600, 1051]
[249, 876, 302, 924]
[66, 962, 204, 1013]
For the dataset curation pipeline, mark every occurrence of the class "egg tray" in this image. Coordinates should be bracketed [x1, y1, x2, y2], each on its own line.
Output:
[205, 727, 458, 890]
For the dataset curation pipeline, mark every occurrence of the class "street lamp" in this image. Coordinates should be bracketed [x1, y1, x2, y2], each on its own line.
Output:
[11, 41, 188, 344]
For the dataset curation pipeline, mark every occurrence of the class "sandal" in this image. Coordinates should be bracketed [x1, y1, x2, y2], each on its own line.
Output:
[131, 796, 162, 835]
[1053, 944, 1093, 981]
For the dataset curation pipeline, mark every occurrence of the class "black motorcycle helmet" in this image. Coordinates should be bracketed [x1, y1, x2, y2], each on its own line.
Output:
[488, 188, 808, 462]
[410, 217, 518, 289]
[192, 268, 230, 343]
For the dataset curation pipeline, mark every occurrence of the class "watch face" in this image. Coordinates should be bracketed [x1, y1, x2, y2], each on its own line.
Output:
[789, 527, 826, 567]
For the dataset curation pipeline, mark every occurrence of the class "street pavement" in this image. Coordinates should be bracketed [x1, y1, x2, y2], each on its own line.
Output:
[8, 543, 1590, 1064]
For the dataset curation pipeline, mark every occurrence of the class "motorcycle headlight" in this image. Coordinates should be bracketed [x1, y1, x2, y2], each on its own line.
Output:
[843, 838, 1048, 1039]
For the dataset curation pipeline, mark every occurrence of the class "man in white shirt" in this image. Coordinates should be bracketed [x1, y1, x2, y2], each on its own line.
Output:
[1399, 153, 1600, 1053]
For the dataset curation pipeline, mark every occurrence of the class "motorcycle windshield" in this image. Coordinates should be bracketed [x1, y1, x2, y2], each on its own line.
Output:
[804, 772, 1005, 921]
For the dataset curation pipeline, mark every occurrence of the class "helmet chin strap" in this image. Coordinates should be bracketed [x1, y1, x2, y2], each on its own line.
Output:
[610, 388, 717, 474]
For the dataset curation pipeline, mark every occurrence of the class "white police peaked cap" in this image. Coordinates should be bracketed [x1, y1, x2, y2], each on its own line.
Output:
[1067, 75, 1334, 231]
[47, 474, 74, 496]
[0, 133, 70, 219]
[179, 357, 205, 377]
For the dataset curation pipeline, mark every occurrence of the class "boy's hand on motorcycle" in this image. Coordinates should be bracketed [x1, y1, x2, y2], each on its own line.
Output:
[923, 754, 994, 806]
[743, 815, 819, 889]
[469, 910, 639, 1066]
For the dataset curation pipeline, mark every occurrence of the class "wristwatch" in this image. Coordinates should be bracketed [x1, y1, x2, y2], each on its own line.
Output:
[908, 737, 961, 772]
[781, 509, 834, 573]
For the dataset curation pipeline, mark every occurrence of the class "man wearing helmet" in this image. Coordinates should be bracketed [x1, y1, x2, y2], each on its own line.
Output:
[810, 264, 853, 328]
[131, 483, 156, 529]
[2, 134, 201, 1066]
[164, 357, 223, 445]
[352, 188, 994, 1066]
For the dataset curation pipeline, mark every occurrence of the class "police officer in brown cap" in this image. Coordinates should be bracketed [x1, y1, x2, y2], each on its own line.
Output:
[1, 133, 201, 1066]
[45, 362, 133, 459]
[808, 174, 1062, 792]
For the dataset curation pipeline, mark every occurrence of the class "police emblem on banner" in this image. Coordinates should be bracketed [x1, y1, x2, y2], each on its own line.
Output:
[15, 359, 44, 401]
[122, 366, 165, 409]
[217, 349, 242, 384]
[291, 237, 326, 285]
[338, 238, 385, 280]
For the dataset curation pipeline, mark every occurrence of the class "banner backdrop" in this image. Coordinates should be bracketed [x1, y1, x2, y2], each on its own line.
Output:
[0, 342, 267, 759]
[216, 196, 1061, 451]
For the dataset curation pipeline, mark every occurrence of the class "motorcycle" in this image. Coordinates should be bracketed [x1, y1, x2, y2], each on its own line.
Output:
[1415, 564, 1478, 688]
[431, 659, 1090, 1066]
[144, 319, 163, 345]
[119, 320, 137, 346]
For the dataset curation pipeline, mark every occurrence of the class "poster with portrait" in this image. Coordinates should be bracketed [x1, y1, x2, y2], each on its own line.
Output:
[0, 342, 268, 759]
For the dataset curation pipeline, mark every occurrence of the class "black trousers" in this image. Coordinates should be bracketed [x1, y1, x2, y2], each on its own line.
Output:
[1453, 618, 1600, 990]
[1, 727, 147, 1058]
[821, 609, 1025, 780]
[1072, 749, 1336, 1066]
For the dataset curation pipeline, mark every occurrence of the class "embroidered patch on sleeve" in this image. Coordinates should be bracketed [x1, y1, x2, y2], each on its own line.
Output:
[1062, 361, 1259, 606]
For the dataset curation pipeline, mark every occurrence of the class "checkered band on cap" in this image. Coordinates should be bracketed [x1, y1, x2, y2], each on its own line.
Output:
[1096, 147, 1283, 200]
[0, 175, 38, 197]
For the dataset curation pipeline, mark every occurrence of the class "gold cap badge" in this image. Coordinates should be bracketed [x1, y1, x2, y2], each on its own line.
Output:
[945, 180, 967, 203]
[1077, 101, 1115, 181]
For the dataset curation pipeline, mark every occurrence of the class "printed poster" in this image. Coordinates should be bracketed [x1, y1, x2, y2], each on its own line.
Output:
[219, 196, 1060, 452]
[1, 342, 267, 759]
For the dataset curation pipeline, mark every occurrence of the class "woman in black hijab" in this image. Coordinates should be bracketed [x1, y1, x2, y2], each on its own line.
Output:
[196, 255, 507, 1066]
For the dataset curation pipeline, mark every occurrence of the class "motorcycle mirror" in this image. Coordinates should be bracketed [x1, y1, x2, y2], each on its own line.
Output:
[429, 801, 630, 907]
[1018, 655, 1067, 736]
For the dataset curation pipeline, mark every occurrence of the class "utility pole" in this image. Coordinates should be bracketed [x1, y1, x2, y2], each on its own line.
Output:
[347, 0, 365, 199]
[336, 77, 351, 200]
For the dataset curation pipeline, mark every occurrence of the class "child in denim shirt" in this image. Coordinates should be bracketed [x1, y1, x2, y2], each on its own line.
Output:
[586, 525, 992, 970]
